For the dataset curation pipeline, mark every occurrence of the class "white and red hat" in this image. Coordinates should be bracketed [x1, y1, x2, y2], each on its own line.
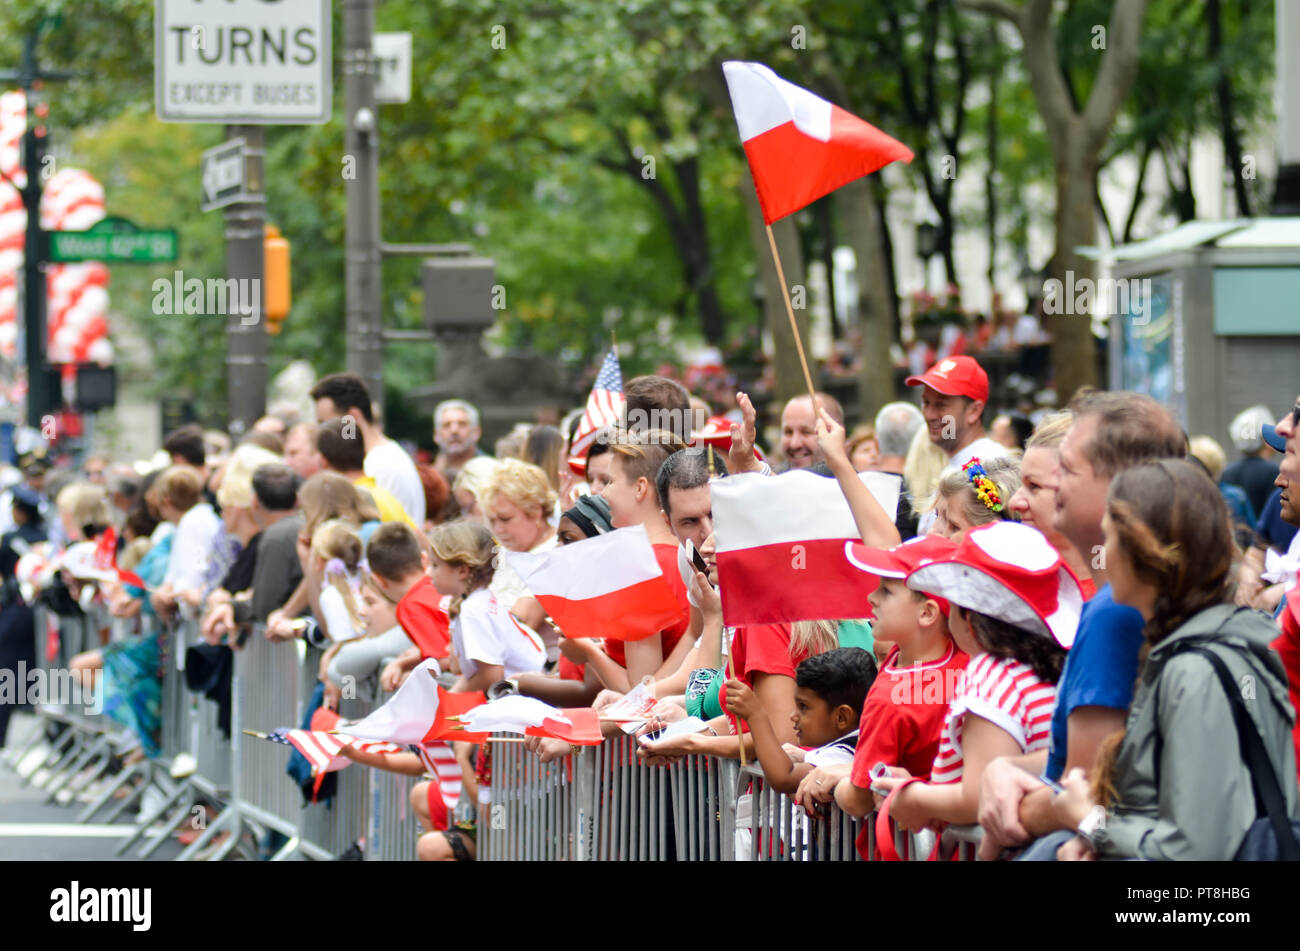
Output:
[690, 415, 765, 462]
[905, 521, 1083, 648]
[845, 534, 959, 615]
[905, 355, 989, 404]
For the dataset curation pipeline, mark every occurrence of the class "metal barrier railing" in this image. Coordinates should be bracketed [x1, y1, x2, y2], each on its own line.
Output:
[11, 602, 983, 863]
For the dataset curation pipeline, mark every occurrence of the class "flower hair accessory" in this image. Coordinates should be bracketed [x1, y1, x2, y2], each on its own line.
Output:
[962, 457, 1005, 513]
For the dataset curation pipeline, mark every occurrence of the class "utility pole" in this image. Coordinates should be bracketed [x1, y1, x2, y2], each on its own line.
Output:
[343, 0, 384, 408]
[224, 126, 266, 437]
[0, 19, 73, 429]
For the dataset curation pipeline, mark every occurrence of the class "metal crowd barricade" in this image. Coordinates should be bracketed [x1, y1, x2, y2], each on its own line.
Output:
[669, 752, 738, 861]
[484, 735, 583, 861]
[365, 682, 423, 862]
[227, 622, 308, 858]
[739, 764, 865, 861]
[591, 733, 674, 860]
[295, 644, 371, 860]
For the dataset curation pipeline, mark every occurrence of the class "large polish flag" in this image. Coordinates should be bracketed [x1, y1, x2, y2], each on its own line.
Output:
[341, 658, 489, 745]
[722, 61, 913, 225]
[712, 470, 900, 625]
[502, 524, 682, 641]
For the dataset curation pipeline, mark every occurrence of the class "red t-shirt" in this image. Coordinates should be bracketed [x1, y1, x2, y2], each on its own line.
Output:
[720, 622, 801, 735]
[395, 575, 451, 660]
[1272, 589, 1300, 786]
[558, 656, 586, 683]
[1080, 576, 1098, 601]
[852, 641, 968, 859]
[851, 641, 969, 785]
[603, 543, 691, 669]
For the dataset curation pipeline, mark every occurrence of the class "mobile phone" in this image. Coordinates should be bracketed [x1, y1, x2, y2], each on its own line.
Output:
[686, 540, 710, 577]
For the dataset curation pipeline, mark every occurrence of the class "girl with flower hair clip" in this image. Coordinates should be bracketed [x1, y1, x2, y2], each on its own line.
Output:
[923, 455, 1022, 542]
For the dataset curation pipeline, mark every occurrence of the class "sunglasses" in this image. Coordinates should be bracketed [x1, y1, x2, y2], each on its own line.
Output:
[1288, 404, 1300, 428]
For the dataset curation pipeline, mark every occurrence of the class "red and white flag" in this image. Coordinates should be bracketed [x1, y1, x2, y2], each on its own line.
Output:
[341, 658, 489, 745]
[722, 61, 913, 225]
[92, 526, 147, 590]
[711, 470, 900, 625]
[460, 696, 603, 746]
[502, 524, 683, 641]
[569, 348, 625, 458]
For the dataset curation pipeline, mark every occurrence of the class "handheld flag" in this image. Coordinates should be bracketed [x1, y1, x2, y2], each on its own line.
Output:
[502, 524, 684, 641]
[722, 61, 913, 225]
[711, 470, 900, 626]
[570, 348, 625, 459]
[340, 658, 489, 745]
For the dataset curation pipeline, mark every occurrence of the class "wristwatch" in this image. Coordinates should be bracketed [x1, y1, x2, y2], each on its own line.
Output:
[1076, 804, 1107, 847]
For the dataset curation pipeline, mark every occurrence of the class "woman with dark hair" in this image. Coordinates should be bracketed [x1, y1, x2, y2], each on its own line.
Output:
[1051, 458, 1298, 860]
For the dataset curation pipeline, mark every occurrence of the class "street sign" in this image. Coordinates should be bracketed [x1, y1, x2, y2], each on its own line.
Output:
[201, 137, 261, 212]
[374, 33, 412, 105]
[49, 217, 179, 264]
[154, 0, 332, 124]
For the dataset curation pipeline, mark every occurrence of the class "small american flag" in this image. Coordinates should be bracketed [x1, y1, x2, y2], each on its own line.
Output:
[263, 728, 402, 776]
[570, 348, 625, 456]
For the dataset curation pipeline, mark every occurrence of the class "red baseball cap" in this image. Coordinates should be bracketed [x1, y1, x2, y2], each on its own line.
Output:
[905, 521, 1084, 648]
[906, 355, 989, 404]
[844, 534, 958, 615]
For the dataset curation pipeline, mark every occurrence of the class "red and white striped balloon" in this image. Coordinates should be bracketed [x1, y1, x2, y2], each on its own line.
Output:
[0, 90, 113, 367]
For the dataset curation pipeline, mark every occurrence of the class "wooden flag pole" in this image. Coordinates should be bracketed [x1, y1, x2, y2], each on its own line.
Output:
[764, 223, 819, 406]
[724, 650, 747, 768]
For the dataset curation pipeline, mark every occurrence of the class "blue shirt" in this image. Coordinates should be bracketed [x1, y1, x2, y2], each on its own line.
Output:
[1045, 584, 1145, 781]
[1255, 487, 1299, 552]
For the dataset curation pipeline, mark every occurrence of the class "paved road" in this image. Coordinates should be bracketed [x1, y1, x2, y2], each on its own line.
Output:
[0, 714, 184, 861]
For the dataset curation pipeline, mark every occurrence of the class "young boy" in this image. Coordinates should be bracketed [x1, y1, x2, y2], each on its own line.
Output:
[367, 523, 450, 686]
[724, 647, 878, 794]
[795, 535, 968, 827]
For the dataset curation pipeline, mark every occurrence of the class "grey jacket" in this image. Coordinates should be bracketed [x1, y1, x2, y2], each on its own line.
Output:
[1093, 603, 1298, 860]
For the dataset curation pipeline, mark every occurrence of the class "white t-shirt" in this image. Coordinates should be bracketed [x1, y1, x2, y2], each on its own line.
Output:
[163, 502, 224, 593]
[365, 438, 425, 526]
[452, 588, 547, 680]
[319, 583, 363, 643]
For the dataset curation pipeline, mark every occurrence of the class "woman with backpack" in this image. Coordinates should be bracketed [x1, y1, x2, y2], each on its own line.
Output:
[1053, 458, 1299, 860]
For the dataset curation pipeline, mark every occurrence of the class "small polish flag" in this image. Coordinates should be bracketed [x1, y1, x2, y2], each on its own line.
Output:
[341, 658, 489, 745]
[502, 524, 683, 641]
[722, 61, 913, 225]
[711, 470, 901, 626]
[461, 696, 603, 746]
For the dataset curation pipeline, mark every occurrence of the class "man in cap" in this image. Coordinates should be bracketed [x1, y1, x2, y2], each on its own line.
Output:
[906, 355, 1009, 473]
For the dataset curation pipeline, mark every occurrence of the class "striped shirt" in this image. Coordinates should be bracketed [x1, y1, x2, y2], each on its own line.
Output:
[929, 653, 1057, 785]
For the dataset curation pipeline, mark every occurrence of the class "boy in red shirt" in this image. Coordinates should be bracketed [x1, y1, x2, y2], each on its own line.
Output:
[366, 523, 451, 688]
[795, 535, 968, 828]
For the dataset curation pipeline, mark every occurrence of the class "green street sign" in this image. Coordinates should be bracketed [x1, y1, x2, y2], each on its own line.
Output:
[48, 216, 179, 264]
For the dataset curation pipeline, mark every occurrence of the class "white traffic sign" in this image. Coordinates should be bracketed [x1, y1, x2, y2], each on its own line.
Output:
[155, 0, 332, 124]
[374, 33, 412, 105]
[200, 137, 262, 212]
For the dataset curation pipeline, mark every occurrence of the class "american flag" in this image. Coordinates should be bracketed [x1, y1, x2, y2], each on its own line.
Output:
[262, 728, 403, 777]
[570, 348, 625, 456]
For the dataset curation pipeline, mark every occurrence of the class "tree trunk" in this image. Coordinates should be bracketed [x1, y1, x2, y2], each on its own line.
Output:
[840, 177, 897, 418]
[1050, 146, 1100, 403]
[741, 189, 811, 407]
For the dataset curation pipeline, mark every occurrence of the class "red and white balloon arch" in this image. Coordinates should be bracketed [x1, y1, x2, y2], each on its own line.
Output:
[0, 89, 114, 368]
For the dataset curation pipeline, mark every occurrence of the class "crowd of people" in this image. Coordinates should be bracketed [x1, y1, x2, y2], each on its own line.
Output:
[1, 356, 1298, 864]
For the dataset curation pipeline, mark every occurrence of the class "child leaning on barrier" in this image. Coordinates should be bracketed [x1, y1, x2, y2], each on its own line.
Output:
[429, 520, 547, 693]
[367, 522, 452, 690]
[794, 534, 968, 824]
[869, 522, 1079, 835]
[723, 647, 877, 794]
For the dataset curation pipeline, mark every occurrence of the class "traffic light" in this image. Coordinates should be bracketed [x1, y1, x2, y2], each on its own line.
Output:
[264, 223, 291, 334]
